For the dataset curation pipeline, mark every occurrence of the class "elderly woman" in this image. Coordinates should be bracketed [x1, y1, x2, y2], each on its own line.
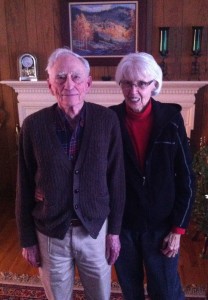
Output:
[110, 52, 195, 300]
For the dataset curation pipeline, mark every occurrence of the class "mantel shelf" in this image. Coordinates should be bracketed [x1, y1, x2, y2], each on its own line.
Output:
[1, 80, 208, 137]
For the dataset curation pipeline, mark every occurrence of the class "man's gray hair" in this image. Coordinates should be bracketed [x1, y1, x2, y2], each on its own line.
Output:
[115, 52, 163, 96]
[46, 48, 90, 76]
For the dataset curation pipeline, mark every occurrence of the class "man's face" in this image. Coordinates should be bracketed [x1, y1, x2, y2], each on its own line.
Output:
[48, 55, 92, 114]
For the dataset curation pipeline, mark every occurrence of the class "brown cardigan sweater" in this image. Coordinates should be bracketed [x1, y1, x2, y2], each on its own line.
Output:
[16, 102, 125, 248]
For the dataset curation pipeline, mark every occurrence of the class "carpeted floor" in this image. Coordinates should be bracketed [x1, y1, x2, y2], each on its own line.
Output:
[0, 282, 123, 300]
[0, 272, 207, 300]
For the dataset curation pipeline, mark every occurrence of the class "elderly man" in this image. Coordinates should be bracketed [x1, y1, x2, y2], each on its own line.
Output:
[16, 48, 125, 300]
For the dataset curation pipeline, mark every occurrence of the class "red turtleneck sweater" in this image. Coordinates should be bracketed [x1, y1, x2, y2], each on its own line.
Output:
[125, 100, 153, 172]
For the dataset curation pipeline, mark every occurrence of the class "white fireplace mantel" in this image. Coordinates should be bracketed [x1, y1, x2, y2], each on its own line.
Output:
[1, 80, 208, 137]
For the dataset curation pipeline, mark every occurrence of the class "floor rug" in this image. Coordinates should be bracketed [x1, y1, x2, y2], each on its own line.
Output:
[0, 272, 207, 299]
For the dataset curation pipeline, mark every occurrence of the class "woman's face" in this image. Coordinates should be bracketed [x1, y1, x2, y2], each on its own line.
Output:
[120, 78, 156, 112]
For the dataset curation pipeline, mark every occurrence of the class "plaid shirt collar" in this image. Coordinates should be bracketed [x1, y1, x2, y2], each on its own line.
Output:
[55, 104, 85, 160]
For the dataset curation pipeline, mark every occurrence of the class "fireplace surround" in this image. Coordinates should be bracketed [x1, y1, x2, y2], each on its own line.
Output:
[1, 80, 208, 138]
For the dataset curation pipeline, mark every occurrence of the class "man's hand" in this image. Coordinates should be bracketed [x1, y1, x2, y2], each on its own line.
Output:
[106, 234, 121, 265]
[22, 245, 41, 267]
[161, 232, 181, 257]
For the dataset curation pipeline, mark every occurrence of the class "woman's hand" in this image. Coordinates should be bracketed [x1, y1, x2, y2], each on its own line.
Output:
[161, 232, 181, 257]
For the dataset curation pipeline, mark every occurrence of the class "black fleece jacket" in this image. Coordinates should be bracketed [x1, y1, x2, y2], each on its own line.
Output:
[110, 99, 195, 232]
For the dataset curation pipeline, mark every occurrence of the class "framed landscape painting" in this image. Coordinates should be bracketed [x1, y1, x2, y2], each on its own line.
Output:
[61, 0, 146, 65]
[68, 1, 138, 58]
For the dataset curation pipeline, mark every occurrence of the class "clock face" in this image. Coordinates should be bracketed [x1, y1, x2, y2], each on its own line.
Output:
[22, 55, 33, 68]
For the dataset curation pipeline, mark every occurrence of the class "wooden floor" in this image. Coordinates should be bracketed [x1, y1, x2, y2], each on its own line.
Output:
[1, 197, 208, 288]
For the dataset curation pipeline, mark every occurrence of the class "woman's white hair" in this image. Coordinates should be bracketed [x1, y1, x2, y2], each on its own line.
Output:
[46, 48, 90, 76]
[115, 52, 163, 96]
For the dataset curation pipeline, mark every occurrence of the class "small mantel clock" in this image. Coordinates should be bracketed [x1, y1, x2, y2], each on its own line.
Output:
[18, 53, 38, 81]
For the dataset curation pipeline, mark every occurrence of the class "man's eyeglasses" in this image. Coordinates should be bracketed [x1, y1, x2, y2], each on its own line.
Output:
[120, 80, 154, 90]
[55, 72, 84, 85]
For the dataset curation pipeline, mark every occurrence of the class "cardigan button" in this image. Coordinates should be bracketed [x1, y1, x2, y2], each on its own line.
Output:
[75, 170, 79, 174]
[74, 189, 79, 193]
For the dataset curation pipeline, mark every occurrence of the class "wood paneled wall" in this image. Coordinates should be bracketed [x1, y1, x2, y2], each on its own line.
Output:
[150, 0, 208, 81]
[0, 0, 208, 197]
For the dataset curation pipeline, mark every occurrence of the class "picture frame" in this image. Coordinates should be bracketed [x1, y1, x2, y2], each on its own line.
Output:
[61, 0, 147, 66]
